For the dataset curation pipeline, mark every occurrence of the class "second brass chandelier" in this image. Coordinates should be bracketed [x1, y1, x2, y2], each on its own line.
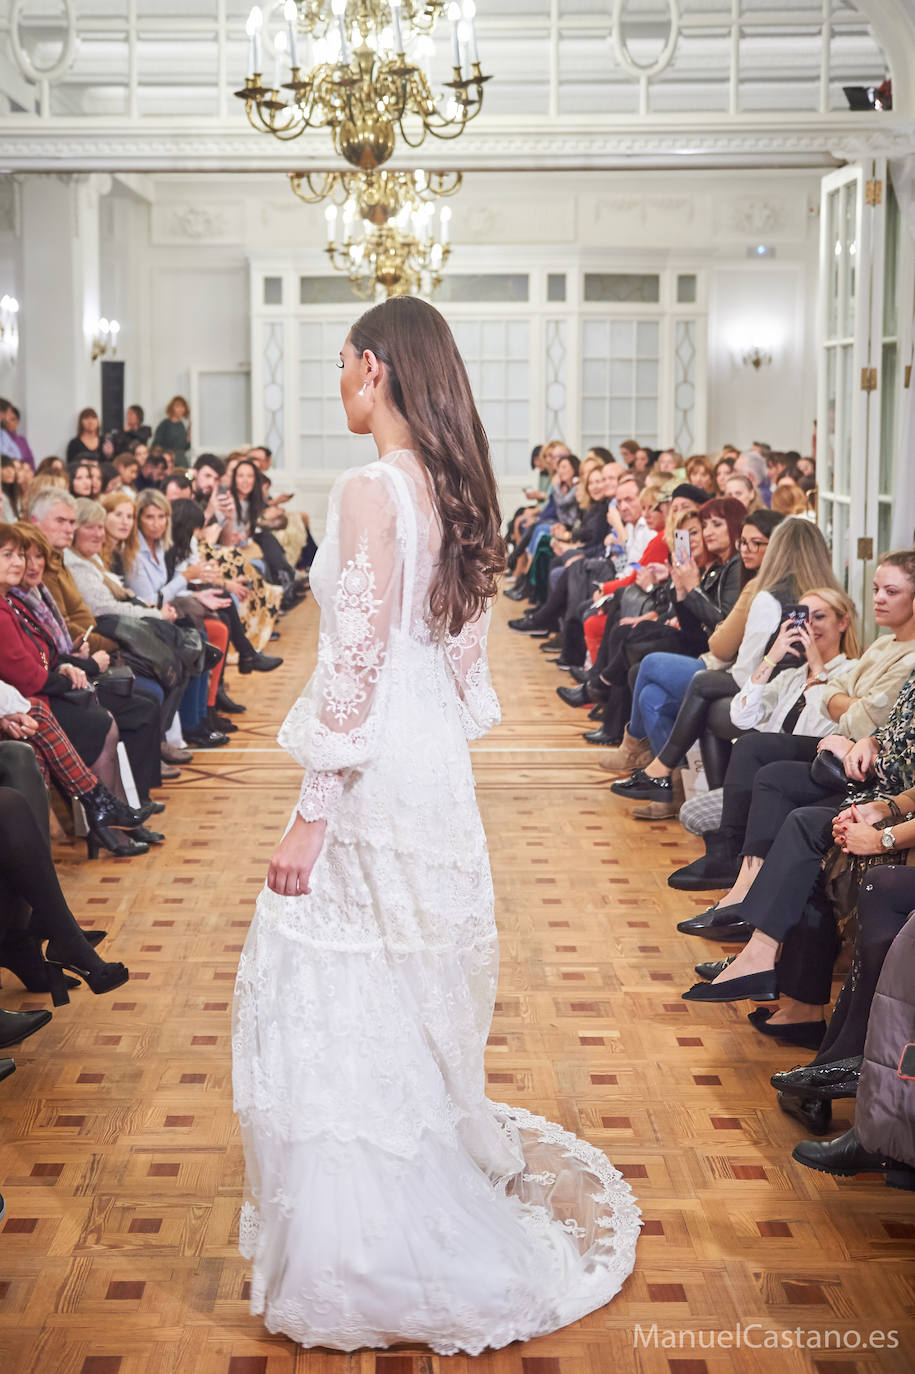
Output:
[236, 0, 490, 169]
[313, 168, 457, 298]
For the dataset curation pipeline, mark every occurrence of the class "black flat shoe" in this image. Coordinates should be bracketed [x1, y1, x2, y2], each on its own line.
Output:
[682, 968, 778, 1002]
[210, 713, 238, 733]
[610, 769, 672, 802]
[237, 652, 283, 674]
[778, 1091, 832, 1135]
[508, 617, 541, 633]
[539, 636, 564, 652]
[557, 683, 591, 708]
[570, 666, 590, 684]
[128, 825, 165, 846]
[771, 1054, 861, 1098]
[792, 1126, 915, 1187]
[0, 1005, 52, 1049]
[183, 727, 229, 748]
[504, 584, 530, 602]
[694, 955, 736, 981]
[676, 903, 752, 941]
[748, 1008, 827, 1051]
[215, 688, 246, 714]
[583, 726, 620, 745]
[0, 1058, 15, 1083]
[145, 800, 166, 815]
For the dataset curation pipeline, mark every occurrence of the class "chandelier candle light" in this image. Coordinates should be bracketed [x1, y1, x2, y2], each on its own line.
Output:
[235, 0, 490, 167]
[324, 182, 452, 298]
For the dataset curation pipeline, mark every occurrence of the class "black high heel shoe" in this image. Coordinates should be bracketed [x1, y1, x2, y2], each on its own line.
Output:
[77, 782, 154, 831]
[86, 825, 149, 860]
[44, 945, 129, 1005]
[0, 931, 80, 994]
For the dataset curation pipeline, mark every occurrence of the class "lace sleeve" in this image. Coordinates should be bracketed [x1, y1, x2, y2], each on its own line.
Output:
[277, 467, 405, 821]
[444, 606, 501, 740]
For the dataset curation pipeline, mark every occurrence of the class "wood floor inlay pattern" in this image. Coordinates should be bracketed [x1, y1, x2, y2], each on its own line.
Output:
[1, 594, 912, 1372]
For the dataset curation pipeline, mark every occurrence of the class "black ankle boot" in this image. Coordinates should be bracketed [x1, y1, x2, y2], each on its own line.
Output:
[238, 651, 283, 674]
[78, 783, 154, 832]
[215, 687, 246, 714]
[667, 828, 742, 891]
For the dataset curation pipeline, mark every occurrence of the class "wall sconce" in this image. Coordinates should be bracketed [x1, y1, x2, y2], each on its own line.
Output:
[91, 317, 120, 362]
[0, 295, 19, 361]
[742, 346, 772, 371]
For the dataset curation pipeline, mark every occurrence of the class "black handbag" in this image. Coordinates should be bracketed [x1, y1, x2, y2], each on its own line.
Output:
[95, 614, 184, 690]
[95, 665, 135, 697]
[810, 749, 850, 793]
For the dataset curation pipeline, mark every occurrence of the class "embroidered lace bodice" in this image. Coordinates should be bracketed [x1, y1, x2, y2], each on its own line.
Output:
[277, 450, 498, 821]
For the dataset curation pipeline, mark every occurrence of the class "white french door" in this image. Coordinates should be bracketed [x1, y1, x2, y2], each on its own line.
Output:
[817, 159, 915, 639]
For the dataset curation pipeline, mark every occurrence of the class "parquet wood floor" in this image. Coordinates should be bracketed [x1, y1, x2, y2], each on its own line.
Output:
[2, 593, 913, 1374]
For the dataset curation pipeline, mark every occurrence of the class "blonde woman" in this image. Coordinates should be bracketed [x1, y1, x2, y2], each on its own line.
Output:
[23, 470, 68, 517]
[724, 471, 764, 513]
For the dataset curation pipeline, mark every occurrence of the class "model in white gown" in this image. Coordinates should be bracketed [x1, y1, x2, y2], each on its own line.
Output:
[232, 448, 641, 1354]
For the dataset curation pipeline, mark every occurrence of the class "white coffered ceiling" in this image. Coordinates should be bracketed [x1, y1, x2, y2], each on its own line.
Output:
[0, 0, 912, 171]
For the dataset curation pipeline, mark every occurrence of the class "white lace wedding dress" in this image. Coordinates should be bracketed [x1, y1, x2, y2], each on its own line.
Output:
[232, 449, 640, 1354]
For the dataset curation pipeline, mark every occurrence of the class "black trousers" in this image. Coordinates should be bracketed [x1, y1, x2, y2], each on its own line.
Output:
[721, 737, 838, 855]
[814, 865, 915, 1065]
[741, 796, 843, 1004]
[0, 786, 97, 964]
[656, 668, 738, 782]
[95, 684, 162, 800]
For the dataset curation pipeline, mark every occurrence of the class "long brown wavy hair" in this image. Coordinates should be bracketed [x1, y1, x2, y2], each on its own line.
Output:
[349, 296, 504, 637]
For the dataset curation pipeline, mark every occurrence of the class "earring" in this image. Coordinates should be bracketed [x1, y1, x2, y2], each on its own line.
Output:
[358, 382, 368, 397]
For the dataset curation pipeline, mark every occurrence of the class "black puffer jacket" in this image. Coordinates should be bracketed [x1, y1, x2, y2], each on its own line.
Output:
[856, 907, 915, 1167]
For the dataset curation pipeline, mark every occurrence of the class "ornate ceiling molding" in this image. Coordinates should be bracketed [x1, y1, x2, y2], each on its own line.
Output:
[0, 117, 912, 172]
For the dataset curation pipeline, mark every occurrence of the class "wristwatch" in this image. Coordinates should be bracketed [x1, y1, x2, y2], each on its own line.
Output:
[812, 670, 829, 684]
[881, 827, 897, 850]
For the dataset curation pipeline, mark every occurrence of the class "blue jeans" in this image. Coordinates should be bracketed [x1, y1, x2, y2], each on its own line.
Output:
[629, 652, 704, 756]
[178, 672, 209, 733]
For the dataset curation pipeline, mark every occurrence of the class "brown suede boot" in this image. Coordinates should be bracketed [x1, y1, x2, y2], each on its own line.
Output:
[598, 728, 653, 774]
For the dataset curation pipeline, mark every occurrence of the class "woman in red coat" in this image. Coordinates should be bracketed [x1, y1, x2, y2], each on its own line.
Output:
[0, 524, 152, 857]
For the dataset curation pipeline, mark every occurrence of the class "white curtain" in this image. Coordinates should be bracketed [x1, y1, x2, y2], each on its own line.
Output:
[889, 156, 915, 548]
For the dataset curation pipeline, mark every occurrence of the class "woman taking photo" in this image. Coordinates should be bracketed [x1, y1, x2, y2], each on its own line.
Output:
[232, 297, 639, 1353]
[230, 458, 299, 605]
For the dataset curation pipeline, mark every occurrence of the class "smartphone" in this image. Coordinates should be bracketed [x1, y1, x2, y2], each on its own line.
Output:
[674, 530, 691, 565]
[784, 603, 810, 629]
[79, 626, 92, 646]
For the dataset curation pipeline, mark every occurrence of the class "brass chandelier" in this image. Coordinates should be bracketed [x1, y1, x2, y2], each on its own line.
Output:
[236, 0, 490, 168]
[289, 165, 461, 215]
[323, 177, 453, 298]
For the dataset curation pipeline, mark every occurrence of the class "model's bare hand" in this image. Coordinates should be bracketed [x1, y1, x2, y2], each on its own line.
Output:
[267, 816, 326, 896]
